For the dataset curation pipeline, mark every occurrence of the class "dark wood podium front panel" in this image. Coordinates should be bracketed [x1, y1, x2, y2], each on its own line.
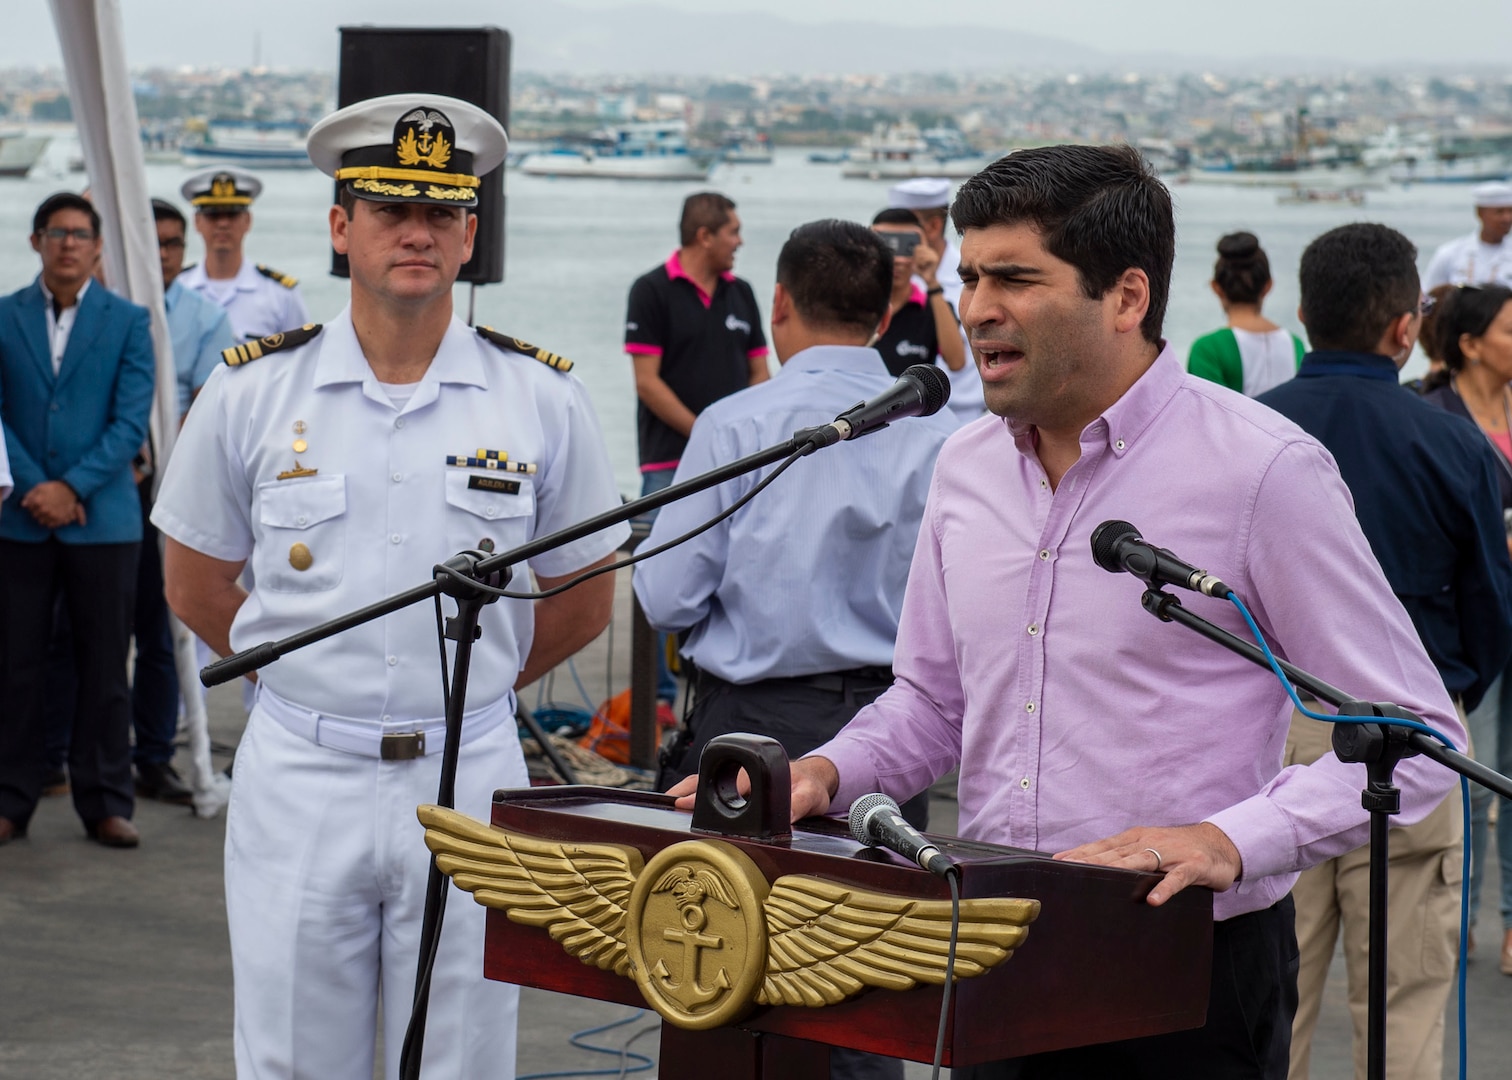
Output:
[481, 787, 1212, 1068]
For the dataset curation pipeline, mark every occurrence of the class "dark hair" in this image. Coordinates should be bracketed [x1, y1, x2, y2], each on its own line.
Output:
[1418, 283, 1457, 364]
[1212, 231, 1271, 306]
[872, 208, 922, 228]
[1298, 224, 1419, 353]
[151, 198, 186, 230]
[33, 191, 100, 237]
[679, 192, 736, 247]
[950, 144, 1173, 343]
[776, 219, 892, 335]
[1432, 285, 1512, 376]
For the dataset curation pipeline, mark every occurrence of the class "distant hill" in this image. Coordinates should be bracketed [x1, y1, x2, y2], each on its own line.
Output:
[508, 2, 1105, 74]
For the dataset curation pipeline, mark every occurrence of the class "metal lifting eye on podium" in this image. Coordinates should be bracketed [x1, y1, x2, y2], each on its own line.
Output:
[690, 732, 792, 841]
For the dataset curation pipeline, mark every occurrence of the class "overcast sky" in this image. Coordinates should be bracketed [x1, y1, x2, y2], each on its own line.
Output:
[18, 0, 1512, 70]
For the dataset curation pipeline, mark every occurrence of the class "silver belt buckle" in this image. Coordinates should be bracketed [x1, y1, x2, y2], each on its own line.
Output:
[380, 731, 426, 761]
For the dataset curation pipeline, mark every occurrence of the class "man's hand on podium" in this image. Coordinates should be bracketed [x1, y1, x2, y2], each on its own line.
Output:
[666, 755, 840, 821]
[1052, 822, 1243, 907]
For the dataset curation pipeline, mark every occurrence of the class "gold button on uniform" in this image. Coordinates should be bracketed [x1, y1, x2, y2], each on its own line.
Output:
[289, 543, 314, 571]
[293, 439, 308, 453]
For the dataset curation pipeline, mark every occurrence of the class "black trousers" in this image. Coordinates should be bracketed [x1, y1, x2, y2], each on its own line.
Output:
[0, 537, 138, 827]
[957, 896, 1299, 1080]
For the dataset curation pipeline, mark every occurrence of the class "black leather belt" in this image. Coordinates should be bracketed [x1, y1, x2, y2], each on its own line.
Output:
[771, 666, 894, 694]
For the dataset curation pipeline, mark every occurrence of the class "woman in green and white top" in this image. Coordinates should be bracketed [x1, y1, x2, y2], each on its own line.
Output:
[1188, 231, 1305, 396]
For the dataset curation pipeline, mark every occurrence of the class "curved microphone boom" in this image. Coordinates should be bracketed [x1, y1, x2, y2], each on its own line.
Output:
[1090, 520, 1233, 599]
[848, 792, 955, 877]
[805, 364, 950, 449]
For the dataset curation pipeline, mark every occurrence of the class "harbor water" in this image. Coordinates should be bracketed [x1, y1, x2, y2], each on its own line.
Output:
[2, 147, 1477, 496]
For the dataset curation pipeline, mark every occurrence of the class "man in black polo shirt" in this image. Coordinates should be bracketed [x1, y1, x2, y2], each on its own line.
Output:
[1259, 222, 1512, 1080]
[870, 208, 965, 379]
[625, 191, 768, 706]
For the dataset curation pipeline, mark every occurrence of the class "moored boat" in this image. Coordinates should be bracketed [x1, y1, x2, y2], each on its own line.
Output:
[181, 119, 312, 169]
[520, 122, 714, 181]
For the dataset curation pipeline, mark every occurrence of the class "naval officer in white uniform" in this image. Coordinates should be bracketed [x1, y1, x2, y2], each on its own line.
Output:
[153, 95, 628, 1080]
[1423, 181, 1512, 290]
[177, 167, 311, 342]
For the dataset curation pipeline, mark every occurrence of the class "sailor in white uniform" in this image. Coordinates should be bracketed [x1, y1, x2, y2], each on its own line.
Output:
[177, 167, 311, 342]
[1423, 181, 1512, 290]
[887, 176, 986, 421]
[153, 95, 627, 1080]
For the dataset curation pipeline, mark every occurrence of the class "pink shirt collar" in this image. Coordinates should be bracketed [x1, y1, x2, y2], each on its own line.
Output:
[665, 250, 735, 308]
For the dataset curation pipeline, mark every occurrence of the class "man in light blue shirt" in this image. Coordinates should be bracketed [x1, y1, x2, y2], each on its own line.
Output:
[634, 218, 957, 793]
[154, 199, 236, 416]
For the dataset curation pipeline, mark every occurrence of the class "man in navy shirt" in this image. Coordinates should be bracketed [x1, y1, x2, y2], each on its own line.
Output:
[1260, 223, 1512, 1080]
[625, 192, 768, 707]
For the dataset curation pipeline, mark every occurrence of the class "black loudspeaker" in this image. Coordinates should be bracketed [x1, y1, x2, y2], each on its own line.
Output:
[332, 25, 510, 284]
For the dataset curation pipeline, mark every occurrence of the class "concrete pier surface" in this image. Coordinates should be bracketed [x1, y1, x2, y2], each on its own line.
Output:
[2, 568, 1510, 1078]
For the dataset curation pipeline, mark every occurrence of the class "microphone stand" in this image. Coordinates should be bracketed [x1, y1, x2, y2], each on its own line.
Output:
[1138, 588, 1512, 1080]
[202, 426, 832, 1080]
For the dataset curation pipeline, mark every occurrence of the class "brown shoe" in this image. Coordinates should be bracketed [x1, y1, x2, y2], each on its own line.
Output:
[0, 817, 25, 845]
[85, 816, 140, 848]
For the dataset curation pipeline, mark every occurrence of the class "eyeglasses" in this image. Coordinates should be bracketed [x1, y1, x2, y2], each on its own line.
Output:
[39, 227, 96, 243]
[158, 237, 185, 250]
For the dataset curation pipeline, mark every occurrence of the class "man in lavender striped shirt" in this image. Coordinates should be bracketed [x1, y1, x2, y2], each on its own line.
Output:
[672, 145, 1465, 1077]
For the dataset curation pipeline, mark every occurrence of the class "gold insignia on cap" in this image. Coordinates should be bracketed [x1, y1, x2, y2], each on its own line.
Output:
[352, 178, 419, 198]
[398, 124, 452, 170]
[289, 543, 313, 571]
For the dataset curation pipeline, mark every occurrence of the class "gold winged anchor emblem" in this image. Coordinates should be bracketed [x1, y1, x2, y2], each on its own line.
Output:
[419, 805, 1041, 1030]
[396, 109, 452, 169]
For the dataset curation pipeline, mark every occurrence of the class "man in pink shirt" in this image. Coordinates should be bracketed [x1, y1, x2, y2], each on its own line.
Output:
[672, 145, 1464, 1078]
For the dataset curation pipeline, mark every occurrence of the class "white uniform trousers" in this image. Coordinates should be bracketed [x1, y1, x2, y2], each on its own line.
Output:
[226, 698, 527, 1080]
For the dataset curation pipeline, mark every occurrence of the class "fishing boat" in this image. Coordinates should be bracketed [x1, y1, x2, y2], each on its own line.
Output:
[719, 128, 773, 165]
[181, 120, 312, 169]
[0, 132, 53, 178]
[1388, 152, 1510, 185]
[1277, 184, 1366, 206]
[519, 122, 714, 181]
[840, 121, 988, 180]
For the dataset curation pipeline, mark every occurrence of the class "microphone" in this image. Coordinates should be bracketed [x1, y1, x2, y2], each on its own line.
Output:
[1090, 520, 1233, 599]
[848, 792, 955, 877]
[804, 364, 951, 449]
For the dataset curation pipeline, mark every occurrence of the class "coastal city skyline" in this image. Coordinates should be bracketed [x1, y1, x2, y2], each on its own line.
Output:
[11, 0, 1512, 71]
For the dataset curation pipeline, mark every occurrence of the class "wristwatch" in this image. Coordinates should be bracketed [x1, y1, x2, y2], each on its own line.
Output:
[926, 286, 944, 297]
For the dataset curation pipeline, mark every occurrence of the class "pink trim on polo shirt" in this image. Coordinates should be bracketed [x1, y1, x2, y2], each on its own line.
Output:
[746, 346, 769, 359]
[640, 460, 680, 473]
[907, 282, 928, 307]
[625, 343, 663, 356]
[665, 250, 735, 309]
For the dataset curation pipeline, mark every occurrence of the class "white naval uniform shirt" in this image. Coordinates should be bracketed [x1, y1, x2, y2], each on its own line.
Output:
[915, 240, 986, 422]
[178, 258, 311, 343]
[151, 307, 629, 721]
[1423, 230, 1512, 290]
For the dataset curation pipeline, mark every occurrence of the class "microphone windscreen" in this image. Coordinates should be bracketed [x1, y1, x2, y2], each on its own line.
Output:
[901, 364, 951, 416]
[848, 791, 901, 846]
[1090, 519, 1141, 574]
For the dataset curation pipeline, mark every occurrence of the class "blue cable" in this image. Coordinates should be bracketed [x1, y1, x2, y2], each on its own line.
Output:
[1226, 592, 1471, 1080]
[515, 1007, 656, 1080]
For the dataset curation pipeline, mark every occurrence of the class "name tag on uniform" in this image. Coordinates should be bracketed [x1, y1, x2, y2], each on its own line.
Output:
[468, 475, 521, 495]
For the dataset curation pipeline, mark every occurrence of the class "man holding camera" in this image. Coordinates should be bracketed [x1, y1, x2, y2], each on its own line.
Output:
[871, 209, 966, 379]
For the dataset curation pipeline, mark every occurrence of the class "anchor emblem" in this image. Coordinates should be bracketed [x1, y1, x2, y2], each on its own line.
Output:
[651, 868, 737, 1009]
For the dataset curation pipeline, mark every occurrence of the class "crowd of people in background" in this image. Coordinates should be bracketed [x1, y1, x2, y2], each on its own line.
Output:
[4, 142, 1512, 1079]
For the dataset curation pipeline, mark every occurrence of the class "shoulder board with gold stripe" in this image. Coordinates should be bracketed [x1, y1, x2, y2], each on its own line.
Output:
[475, 325, 574, 373]
[256, 264, 299, 288]
[222, 323, 323, 367]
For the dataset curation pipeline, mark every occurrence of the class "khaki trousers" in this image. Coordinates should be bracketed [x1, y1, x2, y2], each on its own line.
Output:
[1284, 709, 1463, 1080]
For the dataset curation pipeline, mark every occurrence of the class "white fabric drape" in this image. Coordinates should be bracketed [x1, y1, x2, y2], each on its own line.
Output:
[49, 0, 230, 816]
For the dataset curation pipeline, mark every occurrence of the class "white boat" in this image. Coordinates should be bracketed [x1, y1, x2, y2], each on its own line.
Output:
[0, 132, 52, 178]
[1388, 153, 1510, 185]
[840, 121, 988, 180]
[182, 120, 312, 169]
[520, 122, 714, 181]
[719, 128, 773, 165]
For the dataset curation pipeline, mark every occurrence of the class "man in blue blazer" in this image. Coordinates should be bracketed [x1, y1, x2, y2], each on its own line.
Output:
[0, 191, 156, 847]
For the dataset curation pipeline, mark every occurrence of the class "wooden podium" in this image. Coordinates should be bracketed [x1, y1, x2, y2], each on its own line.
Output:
[424, 737, 1213, 1077]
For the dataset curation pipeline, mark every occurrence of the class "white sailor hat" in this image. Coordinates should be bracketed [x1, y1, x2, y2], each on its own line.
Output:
[180, 167, 262, 210]
[1473, 182, 1512, 209]
[306, 94, 507, 209]
[887, 177, 953, 211]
